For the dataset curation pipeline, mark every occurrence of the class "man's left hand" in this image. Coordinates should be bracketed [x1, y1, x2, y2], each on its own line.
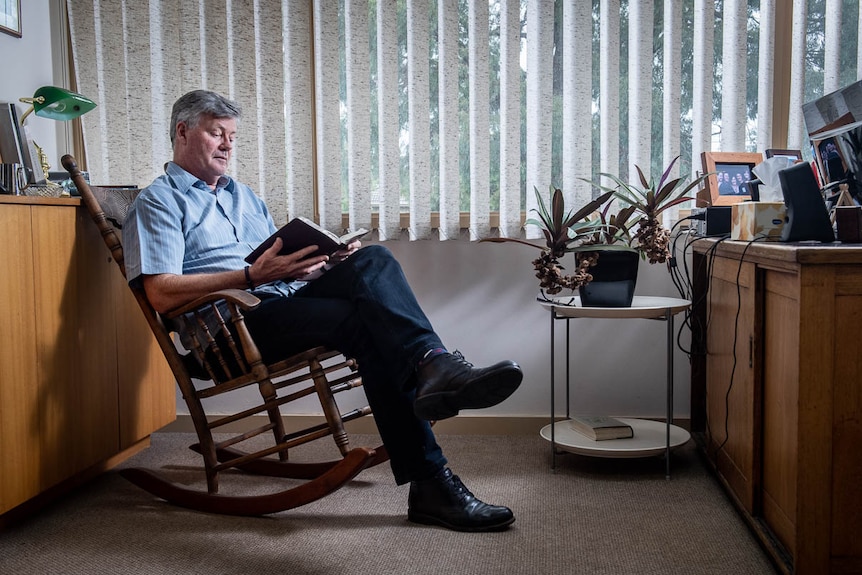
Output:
[329, 240, 361, 264]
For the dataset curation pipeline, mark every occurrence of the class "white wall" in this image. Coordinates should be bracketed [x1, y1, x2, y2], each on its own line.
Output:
[385, 236, 693, 420]
[0, 0, 69, 172]
[2, 1, 693, 421]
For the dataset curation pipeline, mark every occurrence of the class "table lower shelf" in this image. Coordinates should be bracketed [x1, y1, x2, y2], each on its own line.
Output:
[540, 418, 691, 458]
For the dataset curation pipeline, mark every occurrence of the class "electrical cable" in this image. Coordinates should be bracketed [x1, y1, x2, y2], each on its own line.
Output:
[666, 215, 706, 359]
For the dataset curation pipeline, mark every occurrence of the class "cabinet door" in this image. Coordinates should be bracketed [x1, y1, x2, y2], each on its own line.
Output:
[705, 256, 759, 512]
[761, 269, 800, 558]
[32, 206, 119, 489]
[829, 265, 862, 564]
[0, 205, 40, 513]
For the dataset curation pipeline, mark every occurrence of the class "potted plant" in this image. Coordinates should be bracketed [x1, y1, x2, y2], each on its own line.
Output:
[572, 155, 710, 306]
[481, 186, 615, 295]
[483, 156, 709, 306]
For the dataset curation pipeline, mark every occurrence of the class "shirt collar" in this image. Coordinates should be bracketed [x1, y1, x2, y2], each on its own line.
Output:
[163, 161, 234, 193]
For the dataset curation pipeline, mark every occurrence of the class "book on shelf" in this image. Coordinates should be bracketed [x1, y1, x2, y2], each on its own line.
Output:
[568, 415, 634, 441]
[245, 216, 369, 264]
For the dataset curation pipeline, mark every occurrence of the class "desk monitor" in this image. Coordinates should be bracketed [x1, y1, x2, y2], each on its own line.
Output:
[778, 162, 836, 243]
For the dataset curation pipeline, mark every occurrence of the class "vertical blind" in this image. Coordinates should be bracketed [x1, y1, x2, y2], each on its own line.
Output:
[67, 0, 859, 240]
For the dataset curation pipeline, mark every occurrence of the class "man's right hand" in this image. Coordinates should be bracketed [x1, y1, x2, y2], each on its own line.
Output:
[143, 238, 330, 314]
[250, 237, 329, 283]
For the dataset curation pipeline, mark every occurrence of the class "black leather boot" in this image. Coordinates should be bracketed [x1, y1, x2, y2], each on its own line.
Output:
[407, 468, 515, 532]
[413, 351, 522, 421]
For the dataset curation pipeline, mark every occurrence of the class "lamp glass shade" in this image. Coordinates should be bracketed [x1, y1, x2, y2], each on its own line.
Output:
[31, 86, 97, 121]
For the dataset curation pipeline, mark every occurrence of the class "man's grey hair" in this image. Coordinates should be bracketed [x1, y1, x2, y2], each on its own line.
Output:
[170, 90, 242, 147]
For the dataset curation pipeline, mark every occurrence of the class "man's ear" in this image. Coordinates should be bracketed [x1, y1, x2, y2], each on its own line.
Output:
[175, 121, 187, 144]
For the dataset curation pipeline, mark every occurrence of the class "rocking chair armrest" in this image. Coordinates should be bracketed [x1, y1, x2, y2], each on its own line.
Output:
[163, 289, 262, 320]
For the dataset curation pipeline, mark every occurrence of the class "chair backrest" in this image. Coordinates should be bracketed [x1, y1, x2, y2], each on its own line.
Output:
[62, 161, 132, 276]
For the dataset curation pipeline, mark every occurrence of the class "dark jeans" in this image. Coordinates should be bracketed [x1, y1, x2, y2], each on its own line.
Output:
[243, 245, 447, 485]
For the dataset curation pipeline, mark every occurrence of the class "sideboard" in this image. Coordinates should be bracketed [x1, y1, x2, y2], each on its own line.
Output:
[691, 238, 862, 575]
[0, 196, 175, 525]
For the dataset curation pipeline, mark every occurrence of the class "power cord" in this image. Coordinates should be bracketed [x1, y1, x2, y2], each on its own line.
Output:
[671, 232, 728, 456]
[666, 211, 714, 359]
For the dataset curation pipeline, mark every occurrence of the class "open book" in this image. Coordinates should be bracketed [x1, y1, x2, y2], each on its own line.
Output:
[568, 415, 633, 441]
[245, 216, 369, 264]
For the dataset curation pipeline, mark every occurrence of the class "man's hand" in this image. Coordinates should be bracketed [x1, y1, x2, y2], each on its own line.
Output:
[252, 237, 329, 282]
[328, 239, 361, 265]
[143, 238, 340, 314]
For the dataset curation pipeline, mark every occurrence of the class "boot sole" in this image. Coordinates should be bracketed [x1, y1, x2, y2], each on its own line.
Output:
[413, 366, 523, 421]
[407, 510, 516, 532]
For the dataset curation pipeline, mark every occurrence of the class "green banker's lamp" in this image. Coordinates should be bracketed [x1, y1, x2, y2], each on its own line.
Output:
[19, 86, 96, 122]
[18, 86, 97, 184]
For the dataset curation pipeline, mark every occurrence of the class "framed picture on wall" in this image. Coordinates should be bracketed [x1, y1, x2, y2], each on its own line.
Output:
[700, 152, 763, 206]
[0, 0, 21, 38]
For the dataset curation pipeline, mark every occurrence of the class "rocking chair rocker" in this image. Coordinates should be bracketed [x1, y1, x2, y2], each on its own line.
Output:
[61, 155, 388, 516]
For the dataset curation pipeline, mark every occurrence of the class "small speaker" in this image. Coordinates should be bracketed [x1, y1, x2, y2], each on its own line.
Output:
[705, 206, 732, 236]
[778, 163, 835, 243]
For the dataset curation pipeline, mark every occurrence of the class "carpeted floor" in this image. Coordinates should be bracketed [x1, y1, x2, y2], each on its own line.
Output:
[0, 432, 777, 575]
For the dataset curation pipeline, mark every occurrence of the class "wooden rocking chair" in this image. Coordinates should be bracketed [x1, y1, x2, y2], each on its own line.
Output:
[61, 155, 388, 516]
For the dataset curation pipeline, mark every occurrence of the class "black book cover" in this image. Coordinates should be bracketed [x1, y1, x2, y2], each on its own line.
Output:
[245, 217, 368, 263]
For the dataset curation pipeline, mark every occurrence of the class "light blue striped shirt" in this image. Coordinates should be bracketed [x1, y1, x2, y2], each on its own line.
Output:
[124, 161, 301, 298]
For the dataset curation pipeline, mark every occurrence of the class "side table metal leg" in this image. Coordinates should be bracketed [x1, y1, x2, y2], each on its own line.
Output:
[550, 309, 556, 471]
[566, 319, 571, 420]
[665, 308, 674, 480]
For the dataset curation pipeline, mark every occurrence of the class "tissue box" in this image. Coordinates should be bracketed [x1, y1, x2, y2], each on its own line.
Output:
[731, 202, 786, 240]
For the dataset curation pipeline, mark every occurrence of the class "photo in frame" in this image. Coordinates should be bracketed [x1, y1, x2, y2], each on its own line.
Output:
[0, 0, 21, 38]
[700, 152, 763, 206]
[811, 133, 850, 186]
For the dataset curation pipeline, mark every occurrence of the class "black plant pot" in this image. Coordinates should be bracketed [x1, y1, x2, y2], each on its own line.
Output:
[577, 248, 640, 307]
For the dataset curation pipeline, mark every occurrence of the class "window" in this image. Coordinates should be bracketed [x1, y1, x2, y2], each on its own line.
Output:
[66, 0, 860, 240]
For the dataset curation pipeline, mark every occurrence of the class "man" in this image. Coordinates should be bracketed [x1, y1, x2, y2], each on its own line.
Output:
[718, 172, 733, 196]
[123, 90, 523, 532]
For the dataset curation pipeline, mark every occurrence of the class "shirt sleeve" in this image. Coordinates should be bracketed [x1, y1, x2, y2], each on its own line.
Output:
[123, 184, 186, 286]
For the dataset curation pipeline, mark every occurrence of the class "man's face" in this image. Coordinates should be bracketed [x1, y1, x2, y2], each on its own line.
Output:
[173, 114, 237, 187]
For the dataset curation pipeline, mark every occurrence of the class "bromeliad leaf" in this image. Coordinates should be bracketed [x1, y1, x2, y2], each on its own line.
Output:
[582, 155, 711, 263]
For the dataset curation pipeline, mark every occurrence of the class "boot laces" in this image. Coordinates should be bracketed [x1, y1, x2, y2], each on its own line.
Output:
[447, 472, 474, 504]
[450, 350, 473, 368]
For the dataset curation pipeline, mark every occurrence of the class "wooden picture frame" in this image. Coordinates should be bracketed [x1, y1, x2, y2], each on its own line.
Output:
[0, 0, 21, 38]
[700, 152, 763, 206]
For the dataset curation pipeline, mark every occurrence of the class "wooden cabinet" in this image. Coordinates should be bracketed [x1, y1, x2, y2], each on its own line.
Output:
[692, 239, 862, 575]
[0, 196, 175, 522]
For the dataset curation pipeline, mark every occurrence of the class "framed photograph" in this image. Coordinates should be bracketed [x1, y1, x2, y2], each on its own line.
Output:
[0, 0, 21, 38]
[811, 135, 850, 186]
[700, 152, 764, 206]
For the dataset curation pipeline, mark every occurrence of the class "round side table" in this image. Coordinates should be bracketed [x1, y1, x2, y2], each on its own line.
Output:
[537, 295, 692, 478]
